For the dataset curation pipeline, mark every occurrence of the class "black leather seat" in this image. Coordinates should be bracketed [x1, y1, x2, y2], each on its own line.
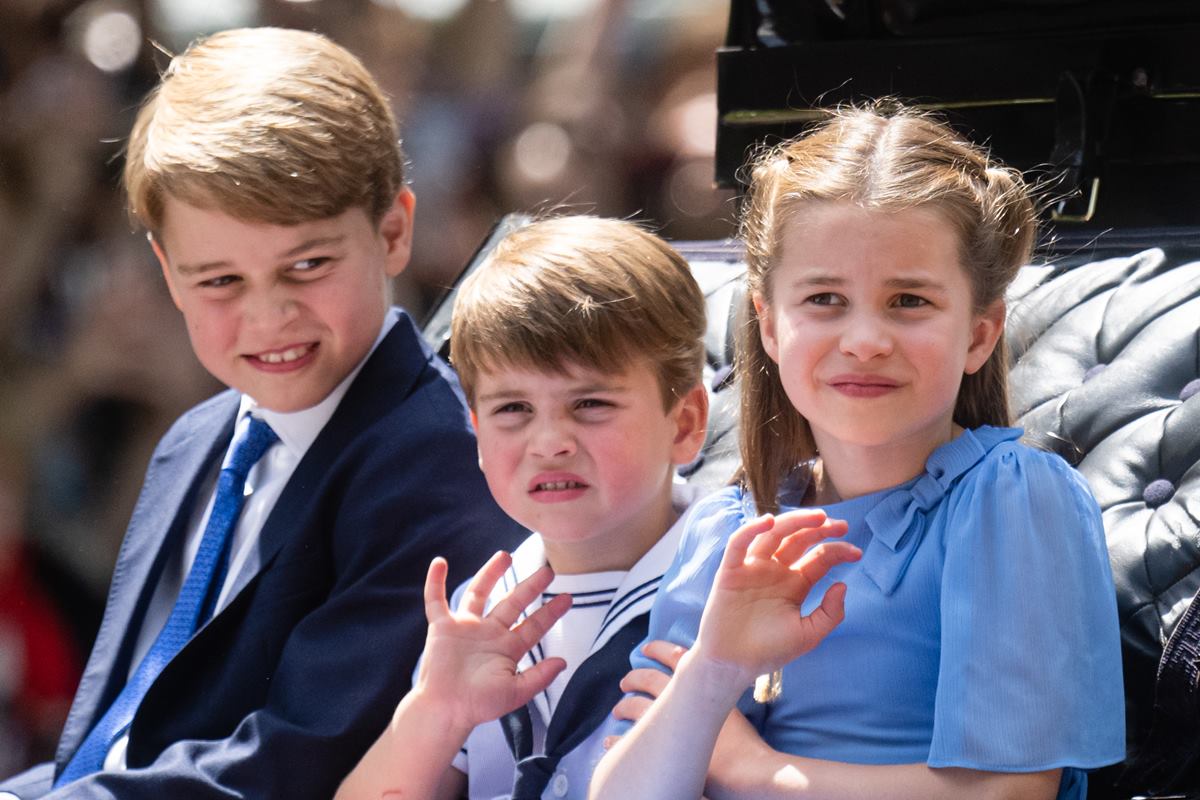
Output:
[423, 221, 1200, 798]
[667, 232, 1200, 800]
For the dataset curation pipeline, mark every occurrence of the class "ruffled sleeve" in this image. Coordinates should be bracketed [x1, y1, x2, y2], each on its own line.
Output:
[929, 441, 1125, 771]
[608, 488, 759, 735]
[630, 487, 745, 667]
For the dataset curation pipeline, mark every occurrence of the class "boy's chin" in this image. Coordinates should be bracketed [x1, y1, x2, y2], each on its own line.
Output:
[228, 379, 342, 414]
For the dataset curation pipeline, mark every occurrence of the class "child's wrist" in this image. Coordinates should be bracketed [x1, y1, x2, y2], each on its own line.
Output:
[395, 685, 476, 743]
[673, 647, 754, 713]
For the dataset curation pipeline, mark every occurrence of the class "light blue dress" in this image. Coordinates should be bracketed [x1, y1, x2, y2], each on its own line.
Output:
[630, 427, 1125, 800]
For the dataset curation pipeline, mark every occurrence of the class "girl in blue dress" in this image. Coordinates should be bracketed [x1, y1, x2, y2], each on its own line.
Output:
[590, 105, 1125, 800]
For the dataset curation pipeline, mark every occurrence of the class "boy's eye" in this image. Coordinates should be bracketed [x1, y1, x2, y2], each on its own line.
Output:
[198, 274, 239, 289]
[492, 401, 532, 415]
[575, 398, 613, 411]
[291, 257, 330, 273]
[893, 293, 930, 309]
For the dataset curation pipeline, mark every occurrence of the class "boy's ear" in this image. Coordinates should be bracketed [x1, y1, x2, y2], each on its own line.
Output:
[753, 292, 780, 363]
[964, 298, 1006, 375]
[380, 188, 416, 278]
[669, 383, 709, 466]
[149, 233, 184, 311]
[469, 409, 486, 473]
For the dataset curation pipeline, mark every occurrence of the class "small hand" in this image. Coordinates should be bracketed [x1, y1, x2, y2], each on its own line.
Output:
[693, 510, 860, 689]
[608, 640, 687, 738]
[412, 552, 572, 733]
[608, 641, 770, 794]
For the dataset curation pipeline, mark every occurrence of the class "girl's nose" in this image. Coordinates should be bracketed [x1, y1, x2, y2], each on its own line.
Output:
[839, 313, 893, 361]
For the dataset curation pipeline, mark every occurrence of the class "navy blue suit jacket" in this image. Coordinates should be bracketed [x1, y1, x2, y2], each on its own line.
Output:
[1, 312, 524, 799]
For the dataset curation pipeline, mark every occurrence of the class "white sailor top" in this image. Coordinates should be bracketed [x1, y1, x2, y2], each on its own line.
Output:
[449, 484, 701, 800]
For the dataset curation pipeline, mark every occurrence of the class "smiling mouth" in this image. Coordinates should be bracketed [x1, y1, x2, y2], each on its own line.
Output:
[252, 344, 316, 364]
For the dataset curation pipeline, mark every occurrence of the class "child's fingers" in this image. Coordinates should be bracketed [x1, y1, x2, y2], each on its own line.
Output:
[773, 508, 830, 533]
[508, 592, 572, 653]
[639, 640, 687, 672]
[789, 541, 862, 596]
[746, 509, 831, 562]
[772, 518, 849, 565]
[510, 656, 567, 706]
[802, 581, 849, 642]
[618, 667, 671, 699]
[721, 514, 776, 570]
[422, 557, 451, 624]
[610, 694, 654, 723]
[462, 551, 512, 617]
[488, 564, 556, 629]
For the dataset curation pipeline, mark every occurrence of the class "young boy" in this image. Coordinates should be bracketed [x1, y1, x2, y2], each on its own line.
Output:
[0, 27, 523, 800]
[336, 215, 710, 800]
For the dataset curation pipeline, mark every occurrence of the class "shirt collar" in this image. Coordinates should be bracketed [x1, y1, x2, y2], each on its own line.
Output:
[237, 308, 400, 459]
[509, 482, 703, 582]
[506, 482, 705, 723]
[507, 481, 705, 648]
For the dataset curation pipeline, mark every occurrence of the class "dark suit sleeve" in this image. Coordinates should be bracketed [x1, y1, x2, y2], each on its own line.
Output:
[25, 403, 522, 799]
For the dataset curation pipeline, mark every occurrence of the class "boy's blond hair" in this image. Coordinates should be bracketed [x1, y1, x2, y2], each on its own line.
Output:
[124, 27, 405, 235]
[450, 216, 706, 412]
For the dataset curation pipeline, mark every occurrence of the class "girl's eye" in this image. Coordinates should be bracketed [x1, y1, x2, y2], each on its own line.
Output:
[806, 292, 844, 306]
[894, 293, 930, 309]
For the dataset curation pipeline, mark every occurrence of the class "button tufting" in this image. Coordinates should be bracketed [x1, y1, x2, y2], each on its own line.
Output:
[1182, 378, 1200, 402]
[1083, 363, 1107, 382]
[1143, 479, 1176, 508]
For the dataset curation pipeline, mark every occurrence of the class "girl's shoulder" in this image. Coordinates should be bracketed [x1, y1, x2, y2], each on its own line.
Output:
[941, 426, 1106, 552]
[952, 426, 1098, 512]
[680, 484, 752, 539]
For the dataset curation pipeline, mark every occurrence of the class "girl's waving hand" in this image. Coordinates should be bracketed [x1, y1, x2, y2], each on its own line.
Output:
[694, 510, 859, 688]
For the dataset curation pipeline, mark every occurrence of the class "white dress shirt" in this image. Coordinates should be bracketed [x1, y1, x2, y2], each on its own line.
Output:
[103, 309, 399, 770]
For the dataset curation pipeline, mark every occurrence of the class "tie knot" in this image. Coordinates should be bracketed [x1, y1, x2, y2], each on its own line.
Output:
[226, 416, 279, 479]
[512, 754, 557, 799]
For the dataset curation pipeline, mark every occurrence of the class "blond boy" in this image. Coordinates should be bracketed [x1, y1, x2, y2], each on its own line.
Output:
[337, 215, 710, 800]
[0, 28, 522, 800]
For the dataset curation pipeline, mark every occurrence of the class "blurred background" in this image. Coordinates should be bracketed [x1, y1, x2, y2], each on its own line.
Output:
[0, 0, 734, 772]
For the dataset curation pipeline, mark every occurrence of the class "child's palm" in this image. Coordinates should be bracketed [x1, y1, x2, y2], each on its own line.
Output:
[416, 555, 570, 731]
[696, 511, 860, 685]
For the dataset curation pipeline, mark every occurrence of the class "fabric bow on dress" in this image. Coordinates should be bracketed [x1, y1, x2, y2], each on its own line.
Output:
[860, 427, 1022, 595]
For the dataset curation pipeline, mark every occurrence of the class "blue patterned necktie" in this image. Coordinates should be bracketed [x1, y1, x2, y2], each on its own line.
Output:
[55, 416, 279, 787]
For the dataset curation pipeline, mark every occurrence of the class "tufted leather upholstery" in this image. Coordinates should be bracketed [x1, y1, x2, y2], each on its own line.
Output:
[668, 235, 1200, 799]
[423, 220, 1200, 799]
[1005, 244, 1200, 798]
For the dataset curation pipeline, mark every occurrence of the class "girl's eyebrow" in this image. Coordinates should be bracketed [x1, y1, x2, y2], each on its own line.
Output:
[884, 276, 948, 291]
[785, 274, 844, 289]
[784, 274, 948, 291]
